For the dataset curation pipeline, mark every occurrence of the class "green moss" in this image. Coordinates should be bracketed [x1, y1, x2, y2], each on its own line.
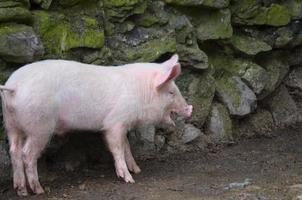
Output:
[33, 11, 104, 56]
[0, 7, 32, 24]
[266, 4, 290, 26]
[59, 0, 83, 7]
[212, 103, 233, 141]
[216, 75, 242, 108]
[103, 0, 146, 22]
[230, 34, 272, 55]
[195, 9, 233, 41]
[231, 1, 291, 26]
[119, 36, 176, 63]
[164, 0, 229, 8]
[177, 70, 215, 128]
[103, 0, 139, 7]
[135, 14, 158, 27]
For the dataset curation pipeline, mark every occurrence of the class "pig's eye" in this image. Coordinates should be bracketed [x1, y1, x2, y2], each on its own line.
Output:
[169, 91, 175, 95]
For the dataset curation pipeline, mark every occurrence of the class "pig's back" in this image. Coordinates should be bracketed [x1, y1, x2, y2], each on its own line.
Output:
[5, 60, 129, 132]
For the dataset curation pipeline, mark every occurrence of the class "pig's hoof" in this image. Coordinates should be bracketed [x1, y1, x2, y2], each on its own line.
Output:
[33, 185, 45, 195]
[130, 165, 141, 174]
[16, 187, 28, 197]
[34, 187, 45, 195]
[124, 176, 135, 184]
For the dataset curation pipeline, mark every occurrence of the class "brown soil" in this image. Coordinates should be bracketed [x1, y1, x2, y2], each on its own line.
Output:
[2, 127, 302, 200]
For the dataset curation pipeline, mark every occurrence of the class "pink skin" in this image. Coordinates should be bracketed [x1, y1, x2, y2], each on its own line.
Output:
[0, 54, 192, 196]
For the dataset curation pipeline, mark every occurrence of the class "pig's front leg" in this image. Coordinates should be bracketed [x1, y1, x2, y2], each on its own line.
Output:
[124, 137, 141, 174]
[105, 125, 135, 183]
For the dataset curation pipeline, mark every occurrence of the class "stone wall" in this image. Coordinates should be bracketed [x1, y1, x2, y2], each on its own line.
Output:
[1, 0, 302, 171]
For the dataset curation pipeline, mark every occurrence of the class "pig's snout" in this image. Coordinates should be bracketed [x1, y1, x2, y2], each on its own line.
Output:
[178, 105, 193, 118]
[184, 105, 193, 118]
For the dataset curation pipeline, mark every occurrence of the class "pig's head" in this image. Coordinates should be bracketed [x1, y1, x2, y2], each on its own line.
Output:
[153, 54, 193, 126]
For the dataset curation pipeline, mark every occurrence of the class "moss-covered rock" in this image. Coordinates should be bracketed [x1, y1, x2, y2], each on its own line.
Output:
[209, 55, 269, 95]
[285, 67, 302, 92]
[187, 8, 232, 41]
[177, 69, 215, 128]
[33, 11, 104, 57]
[206, 102, 233, 143]
[283, 0, 302, 20]
[197, 9, 232, 40]
[257, 51, 289, 99]
[239, 25, 295, 49]
[2, 0, 30, 8]
[0, 6, 32, 24]
[107, 26, 176, 64]
[168, 9, 208, 69]
[230, 34, 272, 55]
[216, 75, 257, 117]
[266, 85, 301, 127]
[0, 24, 44, 63]
[231, 1, 291, 26]
[103, 0, 146, 22]
[134, 1, 168, 27]
[164, 0, 229, 8]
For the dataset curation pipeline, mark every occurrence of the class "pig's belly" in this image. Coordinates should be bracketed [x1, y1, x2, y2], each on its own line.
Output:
[55, 89, 112, 133]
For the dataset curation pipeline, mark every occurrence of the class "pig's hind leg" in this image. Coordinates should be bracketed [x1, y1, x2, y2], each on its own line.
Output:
[7, 129, 28, 196]
[105, 124, 135, 183]
[124, 137, 141, 174]
[22, 129, 52, 195]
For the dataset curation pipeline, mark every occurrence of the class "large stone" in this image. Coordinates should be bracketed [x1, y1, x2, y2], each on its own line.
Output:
[164, 0, 229, 8]
[283, 0, 302, 20]
[231, 1, 291, 26]
[285, 67, 302, 91]
[209, 55, 269, 95]
[235, 108, 274, 138]
[206, 103, 233, 143]
[134, 1, 169, 27]
[240, 26, 295, 49]
[33, 11, 104, 57]
[0, 5, 32, 24]
[128, 125, 157, 157]
[257, 52, 290, 99]
[0, 24, 44, 63]
[230, 34, 272, 55]
[216, 76, 257, 117]
[181, 124, 202, 144]
[194, 8, 232, 41]
[168, 10, 208, 69]
[266, 85, 301, 127]
[103, 0, 147, 22]
[0, 0, 30, 8]
[107, 26, 176, 64]
[177, 69, 215, 128]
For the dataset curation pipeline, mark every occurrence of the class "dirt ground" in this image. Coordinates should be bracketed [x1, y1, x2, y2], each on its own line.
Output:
[2, 127, 302, 200]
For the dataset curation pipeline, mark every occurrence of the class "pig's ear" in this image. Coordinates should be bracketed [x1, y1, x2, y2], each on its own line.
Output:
[162, 54, 179, 68]
[155, 55, 181, 89]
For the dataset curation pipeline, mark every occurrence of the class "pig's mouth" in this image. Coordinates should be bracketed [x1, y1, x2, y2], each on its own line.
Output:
[172, 105, 193, 119]
[163, 105, 193, 126]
